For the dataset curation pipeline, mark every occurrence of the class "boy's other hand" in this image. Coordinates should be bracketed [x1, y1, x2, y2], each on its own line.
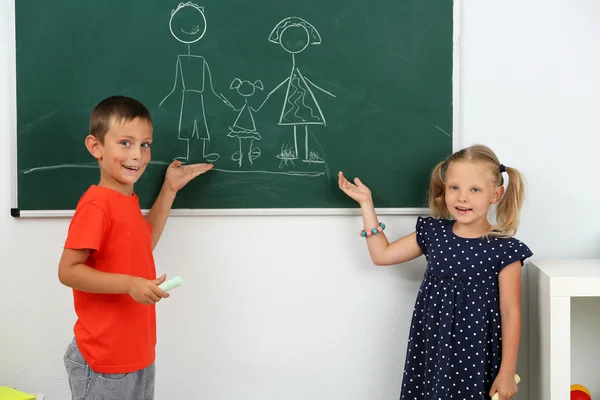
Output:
[127, 273, 170, 304]
[165, 160, 213, 193]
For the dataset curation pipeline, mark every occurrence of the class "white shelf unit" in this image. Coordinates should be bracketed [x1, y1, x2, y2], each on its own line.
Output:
[528, 259, 600, 399]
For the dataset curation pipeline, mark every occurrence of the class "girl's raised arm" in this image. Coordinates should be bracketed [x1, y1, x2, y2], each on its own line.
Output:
[338, 172, 422, 265]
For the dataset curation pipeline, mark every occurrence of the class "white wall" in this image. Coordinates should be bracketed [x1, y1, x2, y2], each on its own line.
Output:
[2, 1, 599, 399]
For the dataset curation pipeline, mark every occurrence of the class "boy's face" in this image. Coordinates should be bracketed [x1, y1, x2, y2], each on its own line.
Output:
[86, 117, 153, 195]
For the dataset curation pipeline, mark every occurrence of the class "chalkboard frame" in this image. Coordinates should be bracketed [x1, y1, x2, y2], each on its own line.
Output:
[8, 0, 461, 218]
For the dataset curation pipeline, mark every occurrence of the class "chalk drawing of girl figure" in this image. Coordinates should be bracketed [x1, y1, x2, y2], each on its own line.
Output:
[264, 17, 336, 165]
[222, 78, 265, 167]
[159, 2, 229, 163]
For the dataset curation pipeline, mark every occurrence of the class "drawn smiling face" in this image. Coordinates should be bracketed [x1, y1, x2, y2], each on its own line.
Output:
[169, 3, 207, 44]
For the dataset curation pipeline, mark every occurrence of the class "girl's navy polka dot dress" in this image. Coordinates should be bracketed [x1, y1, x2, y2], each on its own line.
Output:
[399, 217, 533, 400]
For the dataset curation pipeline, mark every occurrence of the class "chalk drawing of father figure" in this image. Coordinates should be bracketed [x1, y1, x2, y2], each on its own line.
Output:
[159, 2, 228, 163]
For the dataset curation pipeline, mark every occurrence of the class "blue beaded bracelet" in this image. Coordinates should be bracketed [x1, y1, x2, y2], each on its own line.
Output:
[360, 222, 386, 237]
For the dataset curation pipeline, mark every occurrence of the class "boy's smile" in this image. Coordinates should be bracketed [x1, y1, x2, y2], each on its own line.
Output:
[86, 117, 153, 195]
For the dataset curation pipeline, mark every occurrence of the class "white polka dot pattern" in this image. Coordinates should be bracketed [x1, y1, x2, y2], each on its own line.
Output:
[398, 217, 533, 399]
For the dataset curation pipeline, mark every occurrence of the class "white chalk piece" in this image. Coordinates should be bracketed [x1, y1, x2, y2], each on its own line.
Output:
[158, 276, 184, 292]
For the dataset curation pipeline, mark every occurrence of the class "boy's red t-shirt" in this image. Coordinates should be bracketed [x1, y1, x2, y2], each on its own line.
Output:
[64, 185, 156, 373]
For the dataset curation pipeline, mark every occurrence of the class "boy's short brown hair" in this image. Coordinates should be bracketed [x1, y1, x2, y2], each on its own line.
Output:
[89, 96, 152, 143]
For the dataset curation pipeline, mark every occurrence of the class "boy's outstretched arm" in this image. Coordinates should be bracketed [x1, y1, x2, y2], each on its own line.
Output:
[145, 160, 213, 249]
[145, 183, 177, 250]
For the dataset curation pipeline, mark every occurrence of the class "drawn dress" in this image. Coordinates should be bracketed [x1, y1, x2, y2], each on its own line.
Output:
[399, 216, 533, 399]
[177, 55, 210, 141]
[227, 102, 261, 141]
[278, 67, 326, 126]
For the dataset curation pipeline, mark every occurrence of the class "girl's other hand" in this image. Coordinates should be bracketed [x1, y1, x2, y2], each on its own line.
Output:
[489, 372, 518, 400]
[338, 171, 373, 207]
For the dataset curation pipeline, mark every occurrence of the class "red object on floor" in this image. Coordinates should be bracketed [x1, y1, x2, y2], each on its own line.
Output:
[571, 389, 591, 400]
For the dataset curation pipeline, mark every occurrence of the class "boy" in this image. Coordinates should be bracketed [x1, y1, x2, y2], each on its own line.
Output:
[58, 96, 212, 400]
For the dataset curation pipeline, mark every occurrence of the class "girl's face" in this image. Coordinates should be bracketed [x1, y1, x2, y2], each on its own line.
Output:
[170, 5, 206, 44]
[279, 25, 310, 54]
[444, 161, 504, 226]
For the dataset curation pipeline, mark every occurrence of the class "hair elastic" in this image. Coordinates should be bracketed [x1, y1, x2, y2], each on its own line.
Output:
[360, 222, 386, 237]
[499, 164, 506, 173]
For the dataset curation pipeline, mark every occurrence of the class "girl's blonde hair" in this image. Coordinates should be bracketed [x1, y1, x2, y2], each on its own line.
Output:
[428, 144, 526, 238]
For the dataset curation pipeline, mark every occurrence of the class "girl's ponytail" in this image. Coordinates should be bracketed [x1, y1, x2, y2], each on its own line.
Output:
[428, 160, 451, 219]
[494, 165, 526, 238]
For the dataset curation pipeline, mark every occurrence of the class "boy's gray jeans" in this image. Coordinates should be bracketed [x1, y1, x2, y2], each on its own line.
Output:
[63, 337, 155, 400]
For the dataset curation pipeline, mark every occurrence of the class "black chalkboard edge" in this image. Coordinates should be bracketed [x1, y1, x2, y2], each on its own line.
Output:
[10, 209, 76, 218]
[9, 1, 20, 219]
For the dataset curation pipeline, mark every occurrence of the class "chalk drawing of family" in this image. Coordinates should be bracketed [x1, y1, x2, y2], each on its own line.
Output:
[160, 2, 336, 169]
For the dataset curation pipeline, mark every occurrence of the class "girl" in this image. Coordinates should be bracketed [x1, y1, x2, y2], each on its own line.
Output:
[338, 144, 532, 400]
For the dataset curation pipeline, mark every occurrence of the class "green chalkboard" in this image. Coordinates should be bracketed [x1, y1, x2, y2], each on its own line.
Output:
[13, 0, 455, 214]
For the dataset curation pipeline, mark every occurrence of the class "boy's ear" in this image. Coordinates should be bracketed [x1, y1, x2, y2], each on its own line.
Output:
[85, 134, 103, 160]
[491, 185, 505, 204]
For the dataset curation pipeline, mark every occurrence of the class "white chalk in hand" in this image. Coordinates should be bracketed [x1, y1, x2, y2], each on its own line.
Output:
[158, 276, 184, 292]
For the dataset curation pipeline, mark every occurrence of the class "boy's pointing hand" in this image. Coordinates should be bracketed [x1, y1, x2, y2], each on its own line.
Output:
[165, 160, 213, 193]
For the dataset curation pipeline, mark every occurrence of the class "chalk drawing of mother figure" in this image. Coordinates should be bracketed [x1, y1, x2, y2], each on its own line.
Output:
[264, 17, 336, 165]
